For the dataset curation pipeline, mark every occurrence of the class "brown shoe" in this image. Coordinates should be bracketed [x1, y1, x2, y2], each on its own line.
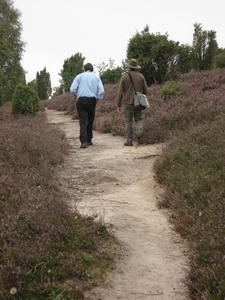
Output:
[87, 141, 93, 146]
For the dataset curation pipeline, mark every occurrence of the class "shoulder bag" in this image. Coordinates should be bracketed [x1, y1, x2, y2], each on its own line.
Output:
[128, 72, 149, 110]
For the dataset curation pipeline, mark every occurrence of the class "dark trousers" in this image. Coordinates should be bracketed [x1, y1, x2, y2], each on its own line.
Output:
[76, 97, 96, 143]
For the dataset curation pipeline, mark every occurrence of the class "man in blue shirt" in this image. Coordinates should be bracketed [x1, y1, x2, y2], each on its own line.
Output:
[70, 63, 104, 148]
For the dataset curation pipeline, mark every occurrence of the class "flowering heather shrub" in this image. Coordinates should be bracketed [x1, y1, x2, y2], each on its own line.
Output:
[0, 102, 14, 121]
[94, 84, 125, 135]
[154, 115, 225, 299]
[94, 114, 112, 133]
[0, 104, 114, 299]
[49, 69, 225, 145]
[45, 92, 76, 115]
[143, 69, 225, 144]
[97, 84, 118, 112]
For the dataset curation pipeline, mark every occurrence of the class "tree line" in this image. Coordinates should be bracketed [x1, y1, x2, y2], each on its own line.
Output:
[51, 23, 225, 97]
[1, 0, 225, 106]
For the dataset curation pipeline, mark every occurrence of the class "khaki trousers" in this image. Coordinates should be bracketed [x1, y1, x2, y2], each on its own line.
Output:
[124, 104, 143, 143]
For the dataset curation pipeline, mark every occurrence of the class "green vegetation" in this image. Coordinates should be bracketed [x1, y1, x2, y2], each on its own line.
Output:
[214, 48, 225, 68]
[11, 84, 40, 116]
[127, 25, 192, 85]
[159, 81, 182, 99]
[59, 53, 85, 92]
[36, 67, 52, 100]
[192, 23, 218, 71]
[100, 66, 124, 84]
[0, 0, 25, 106]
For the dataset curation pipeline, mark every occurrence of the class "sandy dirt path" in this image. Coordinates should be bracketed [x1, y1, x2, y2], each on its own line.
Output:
[46, 109, 189, 300]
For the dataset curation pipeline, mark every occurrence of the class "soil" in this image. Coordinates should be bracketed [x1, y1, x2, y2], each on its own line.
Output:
[46, 109, 189, 300]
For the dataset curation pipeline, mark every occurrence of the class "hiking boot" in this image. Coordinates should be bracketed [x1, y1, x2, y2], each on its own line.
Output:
[80, 142, 87, 148]
[124, 141, 133, 146]
[137, 136, 144, 144]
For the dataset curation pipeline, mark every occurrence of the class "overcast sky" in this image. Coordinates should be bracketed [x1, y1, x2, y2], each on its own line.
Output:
[13, 0, 225, 88]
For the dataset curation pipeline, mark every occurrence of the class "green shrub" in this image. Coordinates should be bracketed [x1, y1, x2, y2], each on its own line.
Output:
[12, 84, 40, 116]
[160, 81, 182, 99]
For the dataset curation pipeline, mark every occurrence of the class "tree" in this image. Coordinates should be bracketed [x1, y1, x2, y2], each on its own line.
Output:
[214, 48, 225, 69]
[95, 62, 108, 76]
[0, 0, 25, 106]
[36, 67, 52, 100]
[100, 67, 124, 84]
[59, 53, 85, 92]
[176, 44, 193, 74]
[95, 58, 122, 77]
[27, 79, 37, 91]
[52, 84, 64, 98]
[127, 25, 191, 85]
[98, 58, 125, 84]
[192, 23, 218, 71]
[11, 84, 40, 116]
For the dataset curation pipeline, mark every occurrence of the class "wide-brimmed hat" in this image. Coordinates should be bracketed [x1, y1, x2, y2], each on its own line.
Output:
[126, 59, 141, 69]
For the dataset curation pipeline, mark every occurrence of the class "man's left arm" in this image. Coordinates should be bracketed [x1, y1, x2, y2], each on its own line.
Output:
[96, 78, 104, 100]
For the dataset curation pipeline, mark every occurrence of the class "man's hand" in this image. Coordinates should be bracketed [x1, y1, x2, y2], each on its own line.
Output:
[117, 107, 122, 114]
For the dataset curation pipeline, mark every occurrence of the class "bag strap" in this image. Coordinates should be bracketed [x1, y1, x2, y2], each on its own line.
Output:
[127, 72, 136, 91]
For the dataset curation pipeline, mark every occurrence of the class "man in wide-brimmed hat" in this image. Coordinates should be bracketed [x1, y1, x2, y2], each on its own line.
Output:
[116, 59, 148, 146]
[126, 58, 141, 69]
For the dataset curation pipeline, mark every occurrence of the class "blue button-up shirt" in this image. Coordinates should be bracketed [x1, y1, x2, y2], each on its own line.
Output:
[70, 70, 104, 100]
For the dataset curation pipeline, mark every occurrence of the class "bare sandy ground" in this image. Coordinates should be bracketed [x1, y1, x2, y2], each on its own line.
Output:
[46, 109, 189, 300]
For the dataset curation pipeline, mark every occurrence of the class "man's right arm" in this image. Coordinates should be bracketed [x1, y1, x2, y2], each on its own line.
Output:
[116, 78, 124, 109]
[70, 76, 78, 95]
[117, 107, 122, 114]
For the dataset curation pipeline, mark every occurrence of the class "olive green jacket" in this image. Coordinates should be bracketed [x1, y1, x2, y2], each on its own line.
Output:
[116, 71, 148, 107]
